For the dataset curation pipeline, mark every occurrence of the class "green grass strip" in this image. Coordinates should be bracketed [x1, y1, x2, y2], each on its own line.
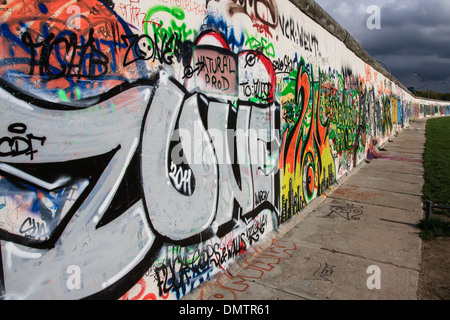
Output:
[423, 117, 450, 205]
[420, 116, 450, 240]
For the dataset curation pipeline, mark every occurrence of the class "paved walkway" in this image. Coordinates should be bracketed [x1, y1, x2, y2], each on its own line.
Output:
[187, 118, 427, 300]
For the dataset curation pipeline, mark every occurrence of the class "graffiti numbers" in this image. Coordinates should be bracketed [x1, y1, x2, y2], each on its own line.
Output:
[169, 161, 193, 196]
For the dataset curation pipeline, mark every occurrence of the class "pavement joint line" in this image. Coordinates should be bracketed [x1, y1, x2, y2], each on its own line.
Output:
[319, 247, 421, 273]
[349, 175, 424, 186]
[326, 195, 424, 214]
[358, 167, 424, 178]
[293, 238, 422, 272]
[340, 184, 424, 197]
[369, 157, 424, 164]
[250, 280, 318, 300]
[378, 150, 424, 155]
[358, 167, 424, 177]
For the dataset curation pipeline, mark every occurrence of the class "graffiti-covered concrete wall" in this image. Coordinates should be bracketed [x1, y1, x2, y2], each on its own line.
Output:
[0, 0, 448, 300]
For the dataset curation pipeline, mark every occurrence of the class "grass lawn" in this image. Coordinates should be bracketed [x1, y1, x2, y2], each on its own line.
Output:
[423, 117, 450, 205]
[420, 116, 450, 240]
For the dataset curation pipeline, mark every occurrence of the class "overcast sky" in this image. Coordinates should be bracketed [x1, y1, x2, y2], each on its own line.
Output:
[314, 0, 450, 93]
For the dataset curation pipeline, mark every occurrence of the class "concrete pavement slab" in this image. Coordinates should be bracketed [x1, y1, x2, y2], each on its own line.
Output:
[199, 241, 419, 300]
[356, 167, 424, 185]
[344, 171, 424, 195]
[379, 148, 425, 155]
[328, 185, 423, 213]
[359, 158, 424, 176]
[284, 199, 422, 270]
[376, 150, 424, 159]
[251, 244, 419, 300]
[378, 148, 425, 157]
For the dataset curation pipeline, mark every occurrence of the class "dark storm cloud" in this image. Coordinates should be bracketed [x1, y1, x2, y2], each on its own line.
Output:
[314, 0, 450, 92]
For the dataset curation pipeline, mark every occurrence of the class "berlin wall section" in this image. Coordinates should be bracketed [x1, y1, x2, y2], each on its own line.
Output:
[0, 0, 448, 300]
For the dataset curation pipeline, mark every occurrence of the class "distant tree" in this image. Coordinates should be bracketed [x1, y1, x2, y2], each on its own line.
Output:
[414, 90, 450, 101]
